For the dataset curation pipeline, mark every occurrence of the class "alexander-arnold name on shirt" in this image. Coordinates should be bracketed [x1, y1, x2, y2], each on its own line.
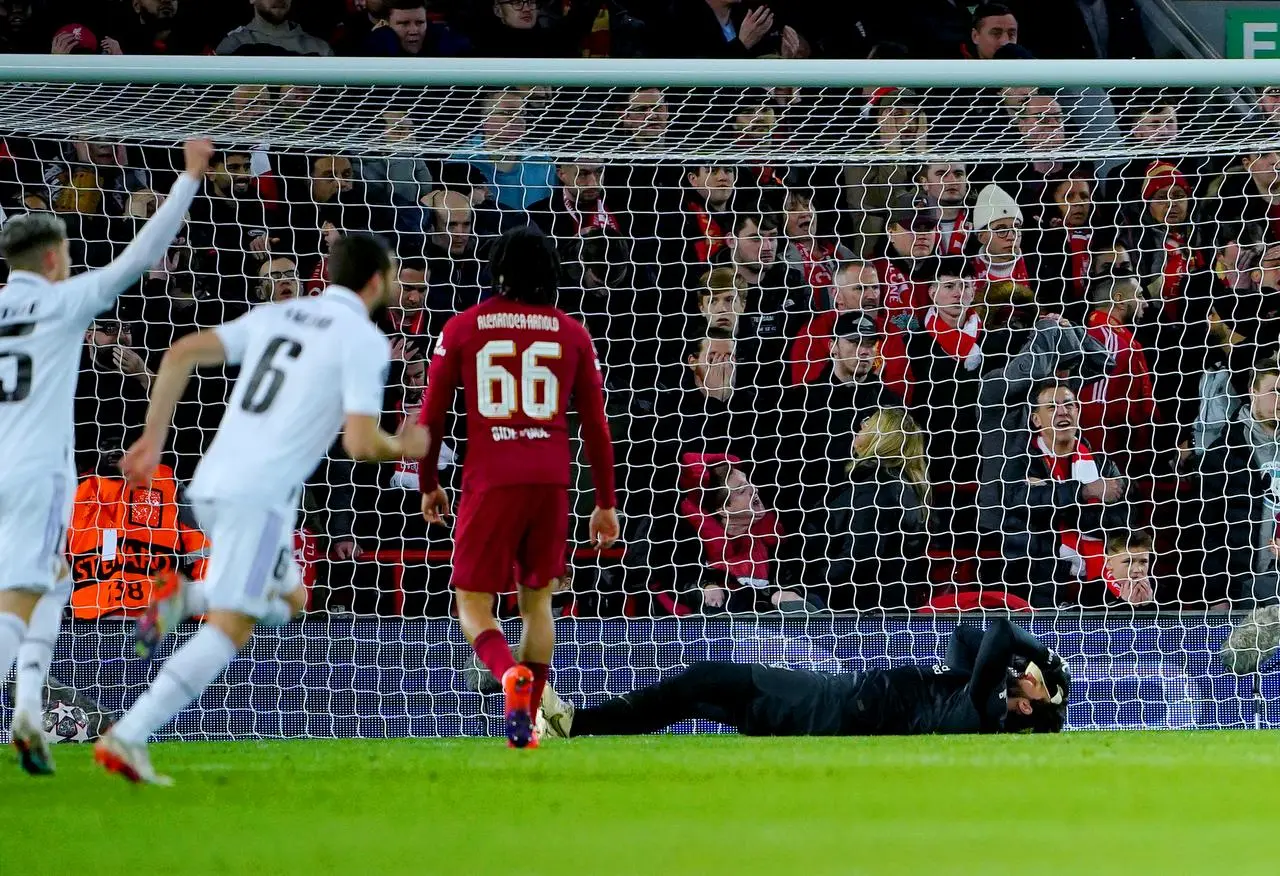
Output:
[476, 312, 561, 332]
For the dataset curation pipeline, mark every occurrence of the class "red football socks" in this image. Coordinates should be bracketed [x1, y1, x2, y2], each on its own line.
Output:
[473, 629, 516, 682]
[527, 662, 550, 716]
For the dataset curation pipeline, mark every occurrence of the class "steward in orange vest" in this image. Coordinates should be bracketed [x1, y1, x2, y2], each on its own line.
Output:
[67, 436, 208, 619]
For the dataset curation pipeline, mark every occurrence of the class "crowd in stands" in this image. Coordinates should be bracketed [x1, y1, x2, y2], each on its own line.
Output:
[0, 0, 1152, 61]
[0, 1, 1277, 618]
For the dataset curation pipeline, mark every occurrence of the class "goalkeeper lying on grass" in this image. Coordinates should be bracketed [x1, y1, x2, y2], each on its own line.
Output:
[538, 619, 1070, 738]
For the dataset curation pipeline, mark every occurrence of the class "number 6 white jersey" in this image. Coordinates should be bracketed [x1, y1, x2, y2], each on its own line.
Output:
[0, 174, 199, 483]
[187, 285, 390, 507]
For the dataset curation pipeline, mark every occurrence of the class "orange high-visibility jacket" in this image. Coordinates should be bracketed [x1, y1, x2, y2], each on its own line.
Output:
[67, 465, 208, 619]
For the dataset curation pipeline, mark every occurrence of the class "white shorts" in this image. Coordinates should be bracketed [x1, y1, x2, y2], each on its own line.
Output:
[0, 471, 73, 593]
[193, 499, 301, 618]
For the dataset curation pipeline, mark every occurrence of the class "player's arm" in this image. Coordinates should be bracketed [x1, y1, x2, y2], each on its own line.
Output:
[74, 139, 211, 316]
[342, 414, 425, 462]
[341, 332, 427, 463]
[943, 624, 985, 675]
[572, 329, 620, 548]
[121, 328, 227, 485]
[966, 619, 1057, 713]
[416, 327, 461, 521]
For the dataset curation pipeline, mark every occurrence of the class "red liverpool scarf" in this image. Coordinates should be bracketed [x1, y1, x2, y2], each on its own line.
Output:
[938, 208, 969, 256]
[792, 238, 837, 306]
[924, 306, 984, 371]
[563, 189, 620, 235]
[688, 199, 725, 262]
[1035, 436, 1106, 583]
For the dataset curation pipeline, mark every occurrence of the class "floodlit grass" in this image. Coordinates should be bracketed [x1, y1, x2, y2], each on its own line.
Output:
[2, 732, 1278, 875]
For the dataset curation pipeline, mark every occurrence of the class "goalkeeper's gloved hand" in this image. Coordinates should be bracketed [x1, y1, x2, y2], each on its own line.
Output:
[1040, 649, 1071, 705]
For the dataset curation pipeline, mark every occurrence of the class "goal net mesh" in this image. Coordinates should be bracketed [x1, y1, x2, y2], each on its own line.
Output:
[1, 78, 1277, 738]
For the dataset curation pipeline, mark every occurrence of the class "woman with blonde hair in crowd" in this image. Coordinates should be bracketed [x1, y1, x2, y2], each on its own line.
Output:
[801, 407, 930, 612]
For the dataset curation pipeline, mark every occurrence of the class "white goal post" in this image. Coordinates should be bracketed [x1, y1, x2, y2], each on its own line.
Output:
[0, 55, 1278, 737]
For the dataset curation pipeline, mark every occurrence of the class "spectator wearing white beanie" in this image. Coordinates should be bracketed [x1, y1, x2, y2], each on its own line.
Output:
[971, 184, 1030, 293]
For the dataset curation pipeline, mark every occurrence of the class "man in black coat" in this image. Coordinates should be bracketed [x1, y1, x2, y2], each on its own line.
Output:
[1009, 0, 1151, 59]
[780, 311, 901, 516]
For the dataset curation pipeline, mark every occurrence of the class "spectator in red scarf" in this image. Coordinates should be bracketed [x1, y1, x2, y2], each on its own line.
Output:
[782, 187, 855, 312]
[1133, 160, 1213, 435]
[676, 453, 810, 614]
[914, 162, 971, 256]
[977, 318, 1118, 606]
[1025, 380, 1129, 603]
[970, 184, 1029, 295]
[528, 161, 623, 243]
[673, 164, 737, 292]
[894, 255, 990, 483]
[1136, 161, 1197, 311]
[788, 259, 880, 385]
[1031, 167, 1097, 322]
[1078, 275, 1157, 477]
[873, 188, 939, 331]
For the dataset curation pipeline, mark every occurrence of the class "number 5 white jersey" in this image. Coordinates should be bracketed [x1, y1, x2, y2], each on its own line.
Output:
[187, 286, 390, 507]
[0, 174, 199, 483]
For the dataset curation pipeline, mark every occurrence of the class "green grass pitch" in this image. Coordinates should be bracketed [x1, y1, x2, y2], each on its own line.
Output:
[3, 732, 1279, 875]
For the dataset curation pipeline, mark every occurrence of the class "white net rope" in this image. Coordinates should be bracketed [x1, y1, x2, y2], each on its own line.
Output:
[0, 81, 1267, 163]
[2, 78, 1279, 737]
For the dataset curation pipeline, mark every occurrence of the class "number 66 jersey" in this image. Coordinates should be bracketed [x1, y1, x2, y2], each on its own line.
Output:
[187, 285, 390, 508]
[417, 296, 615, 506]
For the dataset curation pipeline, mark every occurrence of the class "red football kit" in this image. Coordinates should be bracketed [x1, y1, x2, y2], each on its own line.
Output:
[418, 297, 616, 593]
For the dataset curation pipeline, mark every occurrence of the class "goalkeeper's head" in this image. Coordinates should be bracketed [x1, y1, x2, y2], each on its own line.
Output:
[491, 225, 560, 306]
[0, 211, 70, 282]
[1002, 658, 1070, 734]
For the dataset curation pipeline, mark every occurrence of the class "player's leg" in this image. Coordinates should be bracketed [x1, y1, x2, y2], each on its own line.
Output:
[0, 590, 38, 694]
[564, 661, 762, 737]
[450, 488, 539, 745]
[98, 608, 253, 785]
[12, 570, 73, 722]
[516, 583, 553, 743]
[99, 502, 287, 783]
[1, 472, 74, 775]
[514, 485, 570, 723]
[0, 589, 43, 772]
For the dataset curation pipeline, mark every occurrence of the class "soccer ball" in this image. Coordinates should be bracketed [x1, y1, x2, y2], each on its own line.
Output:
[42, 700, 91, 744]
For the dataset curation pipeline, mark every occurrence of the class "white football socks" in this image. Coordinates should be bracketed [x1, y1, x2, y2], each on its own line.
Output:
[0, 612, 26, 701]
[112, 624, 239, 744]
[14, 579, 71, 717]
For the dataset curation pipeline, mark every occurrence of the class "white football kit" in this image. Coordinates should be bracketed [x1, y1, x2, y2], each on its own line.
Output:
[186, 286, 389, 616]
[0, 174, 199, 592]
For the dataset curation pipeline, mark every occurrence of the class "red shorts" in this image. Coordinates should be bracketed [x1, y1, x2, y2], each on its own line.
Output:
[450, 484, 569, 593]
